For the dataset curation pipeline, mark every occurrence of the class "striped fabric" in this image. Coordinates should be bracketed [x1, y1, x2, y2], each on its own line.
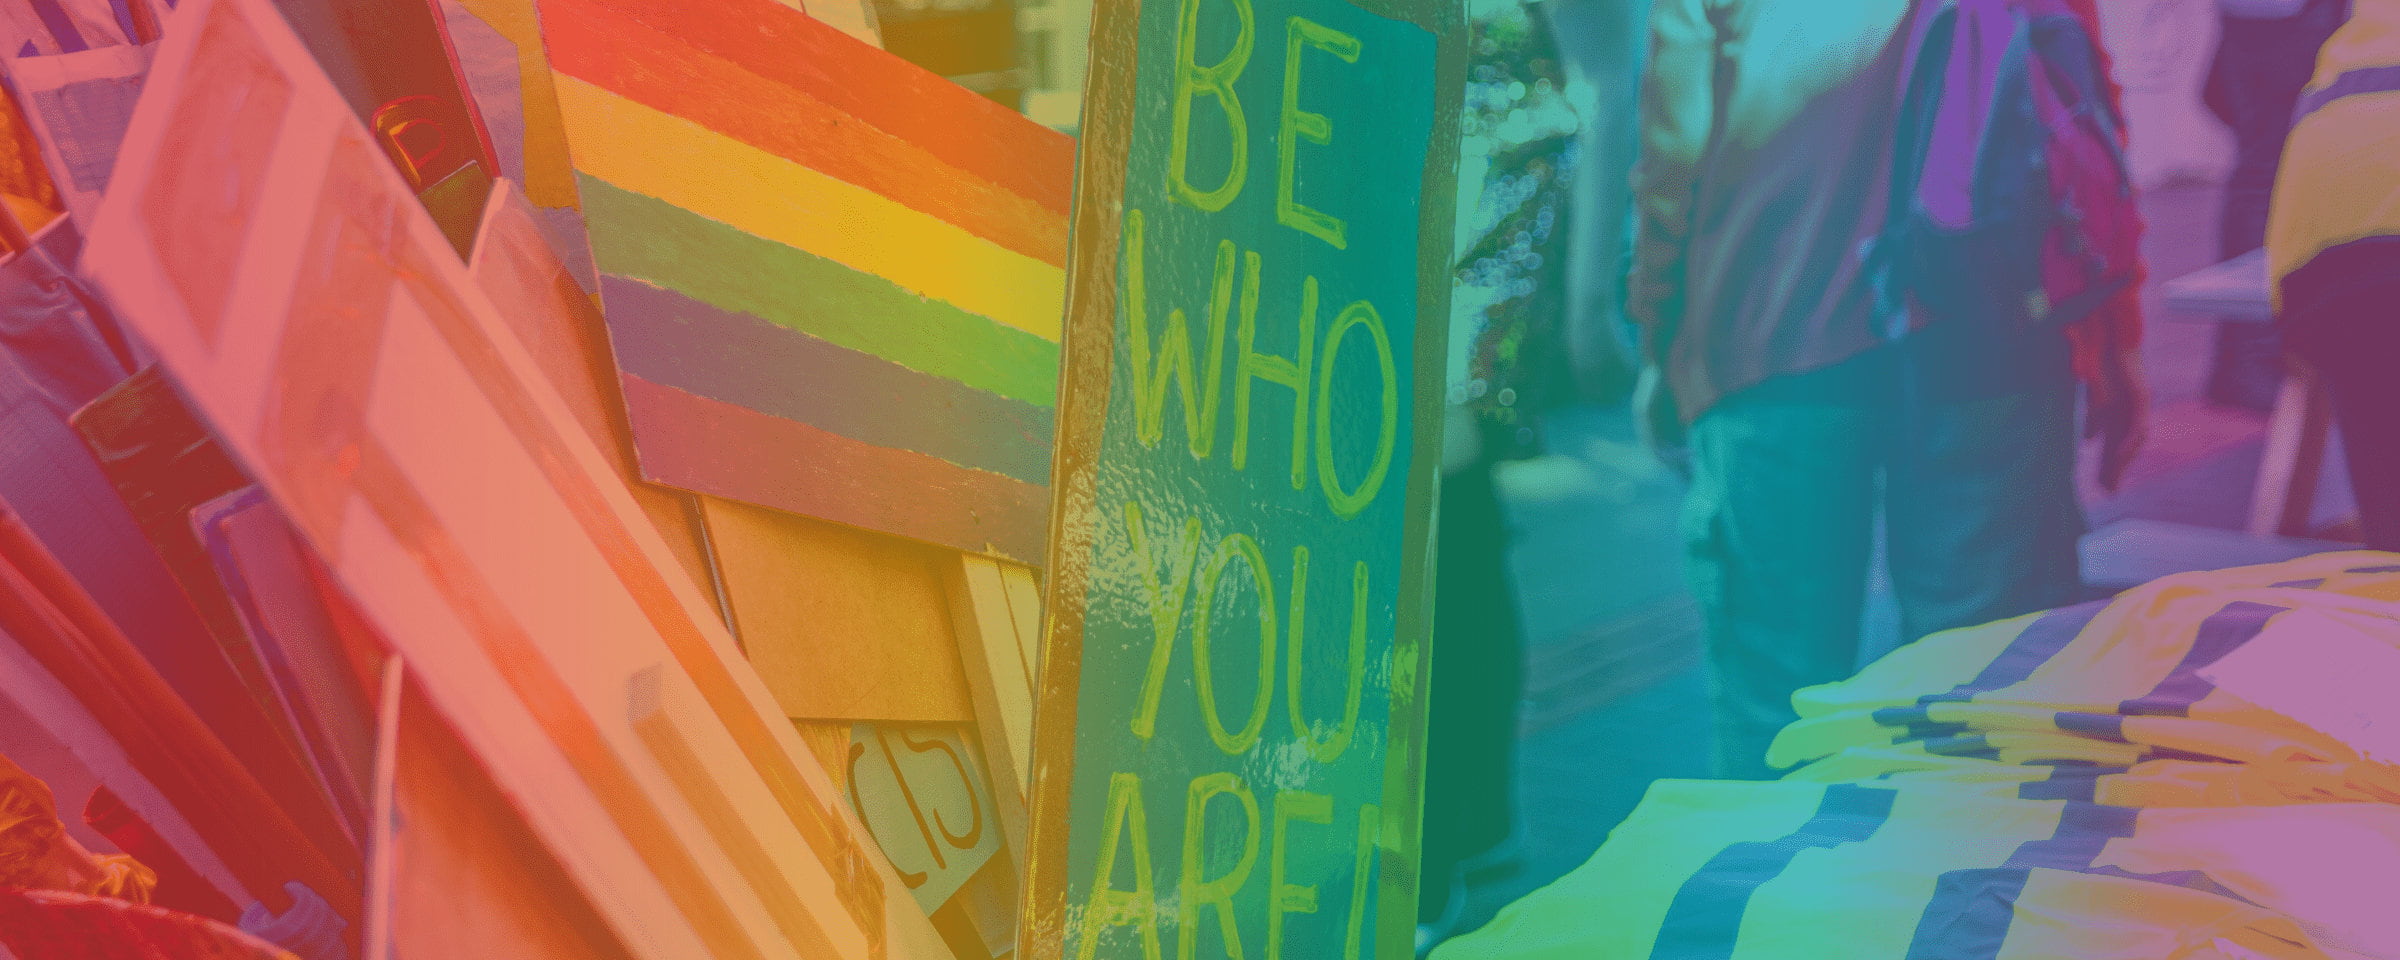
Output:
[538, 0, 1073, 563]
[1436, 779, 2397, 960]
[1434, 554, 2400, 960]
[1771, 553, 2400, 774]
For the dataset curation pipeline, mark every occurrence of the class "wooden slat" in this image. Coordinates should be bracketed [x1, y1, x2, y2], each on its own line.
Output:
[998, 563, 1042, 691]
[942, 555, 1034, 864]
[465, 179, 716, 598]
[629, 666, 849, 960]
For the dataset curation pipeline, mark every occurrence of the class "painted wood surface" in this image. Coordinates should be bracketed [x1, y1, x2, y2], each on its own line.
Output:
[81, 0, 949, 954]
[706, 496, 978, 724]
[1025, 0, 1464, 955]
[539, 0, 1074, 564]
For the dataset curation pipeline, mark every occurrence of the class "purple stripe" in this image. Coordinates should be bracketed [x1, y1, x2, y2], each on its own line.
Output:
[601, 276, 1054, 486]
[2296, 65, 2400, 125]
[26, 0, 88, 50]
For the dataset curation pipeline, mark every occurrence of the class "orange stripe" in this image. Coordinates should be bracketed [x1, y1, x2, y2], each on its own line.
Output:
[542, 0, 1068, 268]
[544, 0, 1072, 214]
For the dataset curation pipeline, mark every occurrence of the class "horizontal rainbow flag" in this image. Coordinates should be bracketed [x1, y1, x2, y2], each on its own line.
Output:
[538, 0, 1073, 563]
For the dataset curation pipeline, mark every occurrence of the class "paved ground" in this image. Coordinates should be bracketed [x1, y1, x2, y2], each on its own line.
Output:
[1421, 180, 2361, 949]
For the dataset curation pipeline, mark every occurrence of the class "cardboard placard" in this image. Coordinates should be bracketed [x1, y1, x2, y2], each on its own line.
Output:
[845, 723, 1004, 913]
[1025, 0, 1463, 955]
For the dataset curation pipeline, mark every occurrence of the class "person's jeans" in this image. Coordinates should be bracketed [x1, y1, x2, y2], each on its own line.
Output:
[1682, 343, 2086, 780]
[2283, 237, 2400, 551]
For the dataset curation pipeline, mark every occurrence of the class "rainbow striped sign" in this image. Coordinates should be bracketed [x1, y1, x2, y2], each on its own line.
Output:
[540, 0, 1073, 563]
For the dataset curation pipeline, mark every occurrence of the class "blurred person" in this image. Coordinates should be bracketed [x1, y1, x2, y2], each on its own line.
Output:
[1539, 0, 1654, 403]
[2266, 0, 2400, 549]
[1631, 0, 2147, 779]
[2202, 0, 2348, 411]
[1419, 6, 1579, 945]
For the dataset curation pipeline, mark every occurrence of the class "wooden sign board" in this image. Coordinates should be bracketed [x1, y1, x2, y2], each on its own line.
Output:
[1026, 0, 1462, 955]
[81, 0, 947, 955]
[537, 0, 1073, 564]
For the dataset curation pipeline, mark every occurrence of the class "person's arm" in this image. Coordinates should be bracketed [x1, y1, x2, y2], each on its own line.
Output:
[2075, 284, 2149, 492]
[1626, 0, 1719, 370]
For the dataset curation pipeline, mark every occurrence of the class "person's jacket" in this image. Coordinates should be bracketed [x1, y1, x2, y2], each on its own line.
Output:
[2267, 0, 2400, 352]
[1632, 0, 2142, 421]
[1627, 0, 1913, 422]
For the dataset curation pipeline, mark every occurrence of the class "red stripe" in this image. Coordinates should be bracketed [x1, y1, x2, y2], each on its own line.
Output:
[623, 374, 1048, 563]
[541, 0, 1074, 215]
[542, 2, 1065, 267]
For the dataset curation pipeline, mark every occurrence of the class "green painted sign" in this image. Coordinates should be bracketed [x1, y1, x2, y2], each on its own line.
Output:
[1026, 0, 1462, 954]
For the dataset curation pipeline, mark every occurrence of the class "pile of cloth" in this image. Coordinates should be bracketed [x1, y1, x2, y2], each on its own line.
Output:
[1435, 552, 2400, 960]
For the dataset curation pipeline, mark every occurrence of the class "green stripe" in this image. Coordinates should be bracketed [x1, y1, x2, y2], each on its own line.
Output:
[577, 174, 1061, 408]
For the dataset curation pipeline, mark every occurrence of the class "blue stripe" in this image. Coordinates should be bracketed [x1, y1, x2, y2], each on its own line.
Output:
[2117, 602, 2282, 718]
[2015, 762, 2117, 802]
[1873, 602, 2106, 748]
[2052, 711, 2125, 742]
[1903, 803, 2139, 960]
[2296, 65, 2400, 124]
[1925, 601, 2107, 704]
[1649, 785, 1898, 960]
[1922, 735, 2002, 760]
[1907, 802, 2263, 960]
[2347, 564, 2400, 574]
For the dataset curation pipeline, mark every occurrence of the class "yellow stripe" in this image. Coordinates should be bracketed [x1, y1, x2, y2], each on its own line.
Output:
[554, 76, 1064, 342]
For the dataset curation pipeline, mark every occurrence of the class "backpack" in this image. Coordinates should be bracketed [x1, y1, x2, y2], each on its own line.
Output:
[1870, 0, 2141, 339]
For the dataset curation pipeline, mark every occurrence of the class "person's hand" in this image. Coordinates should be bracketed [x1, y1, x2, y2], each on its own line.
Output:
[2086, 351, 2149, 493]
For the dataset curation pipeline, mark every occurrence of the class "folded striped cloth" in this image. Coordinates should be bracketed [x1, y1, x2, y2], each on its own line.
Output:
[1434, 554, 2400, 960]
[1436, 779, 2400, 960]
